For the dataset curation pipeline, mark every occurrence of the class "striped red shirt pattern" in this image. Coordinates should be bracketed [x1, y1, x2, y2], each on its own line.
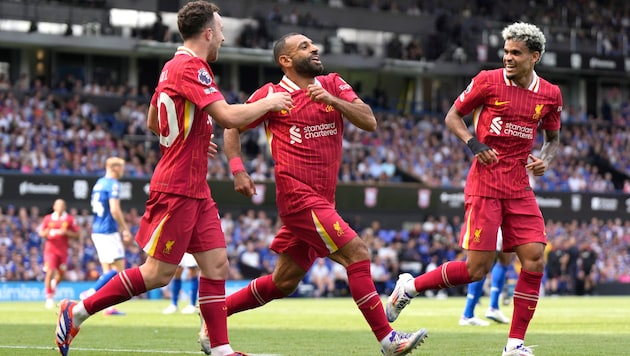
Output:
[247, 73, 358, 216]
[150, 47, 225, 199]
[455, 68, 562, 198]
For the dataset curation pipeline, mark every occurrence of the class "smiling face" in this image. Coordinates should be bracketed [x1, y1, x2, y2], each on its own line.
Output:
[281, 34, 324, 77]
[503, 39, 539, 85]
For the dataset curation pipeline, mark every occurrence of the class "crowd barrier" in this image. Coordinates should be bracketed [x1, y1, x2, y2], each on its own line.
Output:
[0, 280, 251, 302]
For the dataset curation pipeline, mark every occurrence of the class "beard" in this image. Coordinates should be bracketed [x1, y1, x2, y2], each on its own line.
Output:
[294, 57, 324, 77]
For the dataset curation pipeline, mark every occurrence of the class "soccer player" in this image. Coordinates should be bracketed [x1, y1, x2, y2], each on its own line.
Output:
[163, 253, 200, 314]
[385, 22, 561, 356]
[80, 157, 131, 316]
[199, 33, 427, 356]
[54, 2, 292, 356]
[39, 199, 79, 309]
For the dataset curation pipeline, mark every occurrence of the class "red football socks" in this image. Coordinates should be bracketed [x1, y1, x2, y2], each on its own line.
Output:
[83, 267, 146, 315]
[199, 277, 229, 347]
[226, 274, 285, 316]
[413, 261, 473, 293]
[347, 260, 392, 341]
[510, 269, 543, 340]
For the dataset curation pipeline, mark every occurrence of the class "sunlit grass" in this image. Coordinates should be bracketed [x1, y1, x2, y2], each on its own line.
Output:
[1, 295, 629, 355]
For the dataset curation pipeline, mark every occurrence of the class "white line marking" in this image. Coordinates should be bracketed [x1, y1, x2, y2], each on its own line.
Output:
[0, 345, 282, 355]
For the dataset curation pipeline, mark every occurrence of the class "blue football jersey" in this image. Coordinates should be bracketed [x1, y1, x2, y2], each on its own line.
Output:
[91, 177, 120, 234]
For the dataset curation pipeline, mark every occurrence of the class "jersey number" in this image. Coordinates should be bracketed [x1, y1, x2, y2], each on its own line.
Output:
[157, 92, 180, 147]
[91, 192, 105, 217]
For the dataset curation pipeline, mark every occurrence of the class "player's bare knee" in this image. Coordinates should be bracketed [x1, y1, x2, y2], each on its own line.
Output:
[467, 264, 491, 281]
[275, 278, 300, 295]
[142, 273, 172, 289]
[522, 256, 545, 273]
[332, 237, 369, 266]
[468, 270, 486, 281]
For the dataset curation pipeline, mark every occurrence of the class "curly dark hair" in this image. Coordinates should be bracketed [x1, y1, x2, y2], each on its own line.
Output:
[177, 1, 220, 40]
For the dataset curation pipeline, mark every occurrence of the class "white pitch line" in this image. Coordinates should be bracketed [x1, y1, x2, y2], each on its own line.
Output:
[0, 345, 282, 355]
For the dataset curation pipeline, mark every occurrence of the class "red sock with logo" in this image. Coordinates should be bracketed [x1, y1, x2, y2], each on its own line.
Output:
[413, 261, 473, 293]
[347, 260, 392, 341]
[199, 277, 229, 347]
[83, 267, 146, 315]
[509, 269, 542, 339]
[226, 274, 286, 316]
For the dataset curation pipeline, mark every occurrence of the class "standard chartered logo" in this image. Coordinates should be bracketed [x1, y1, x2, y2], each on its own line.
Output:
[290, 125, 302, 144]
[489, 117, 533, 139]
[504, 122, 533, 139]
[290, 122, 339, 144]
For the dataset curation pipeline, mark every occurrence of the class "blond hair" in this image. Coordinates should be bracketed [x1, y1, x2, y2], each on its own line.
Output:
[106, 157, 125, 170]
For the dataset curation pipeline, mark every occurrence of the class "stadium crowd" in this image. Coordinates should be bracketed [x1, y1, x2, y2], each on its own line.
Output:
[1, 201, 628, 297]
[0, 84, 628, 295]
[1, 81, 629, 192]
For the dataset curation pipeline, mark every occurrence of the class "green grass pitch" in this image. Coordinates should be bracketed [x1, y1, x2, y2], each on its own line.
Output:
[1, 295, 629, 355]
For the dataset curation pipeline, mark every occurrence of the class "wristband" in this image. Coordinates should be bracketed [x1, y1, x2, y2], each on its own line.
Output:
[466, 137, 491, 155]
[229, 157, 246, 175]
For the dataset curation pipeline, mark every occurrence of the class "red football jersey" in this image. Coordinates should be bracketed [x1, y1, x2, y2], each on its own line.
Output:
[247, 74, 358, 216]
[41, 212, 78, 255]
[455, 68, 562, 198]
[150, 46, 225, 199]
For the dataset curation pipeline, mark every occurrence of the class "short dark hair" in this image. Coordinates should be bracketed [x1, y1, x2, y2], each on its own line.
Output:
[177, 1, 220, 40]
[273, 32, 301, 64]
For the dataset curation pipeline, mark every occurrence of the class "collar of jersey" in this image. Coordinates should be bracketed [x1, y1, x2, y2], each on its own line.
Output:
[175, 46, 198, 57]
[502, 69, 540, 92]
[278, 75, 322, 93]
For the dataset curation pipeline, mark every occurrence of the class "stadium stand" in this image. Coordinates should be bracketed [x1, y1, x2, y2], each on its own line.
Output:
[1, 203, 629, 295]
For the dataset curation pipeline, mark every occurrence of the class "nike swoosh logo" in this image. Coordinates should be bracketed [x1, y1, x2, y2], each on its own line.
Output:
[527, 306, 536, 311]
[495, 100, 510, 106]
[370, 303, 381, 310]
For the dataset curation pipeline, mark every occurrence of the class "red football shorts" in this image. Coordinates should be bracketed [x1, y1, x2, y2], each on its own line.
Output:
[272, 202, 357, 271]
[135, 191, 224, 265]
[43, 250, 67, 272]
[460, 194, 546, 252]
